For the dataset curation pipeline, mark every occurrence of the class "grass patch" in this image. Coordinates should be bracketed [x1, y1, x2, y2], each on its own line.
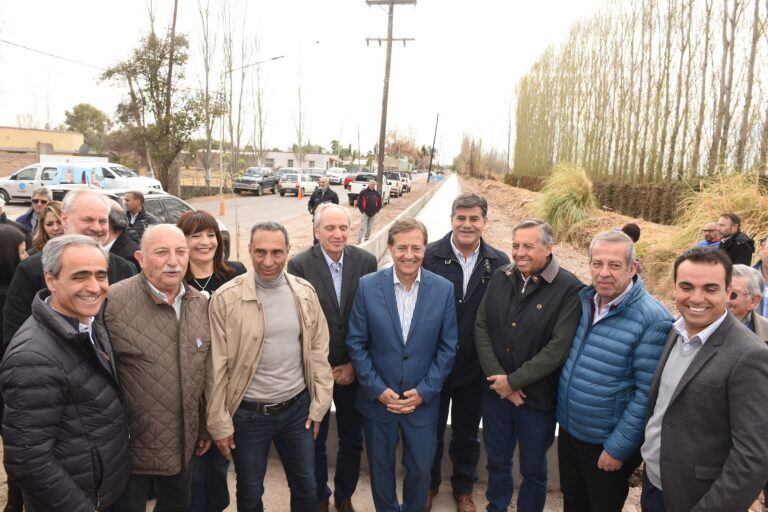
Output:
[643, 173, 767, 295]
[533, 164, 597, 243]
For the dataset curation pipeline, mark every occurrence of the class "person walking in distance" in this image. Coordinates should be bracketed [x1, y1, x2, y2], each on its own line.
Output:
[356, 180, 382, 244]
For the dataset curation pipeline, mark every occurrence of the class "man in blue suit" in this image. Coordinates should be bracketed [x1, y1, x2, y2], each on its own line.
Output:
[347, 217, 458, 512]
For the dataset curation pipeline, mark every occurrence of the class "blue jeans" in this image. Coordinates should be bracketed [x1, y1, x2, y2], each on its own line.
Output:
[188, 447, 230, 512]
[315, 381, 364, 501]
[482, 391, 556, 512]
[231, 390, 317, 512]
[640, 471, 666, 512]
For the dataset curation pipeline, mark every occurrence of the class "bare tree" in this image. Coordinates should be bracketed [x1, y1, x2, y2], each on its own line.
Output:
[735, 0, 762, 170]
[197, 0, 218, 193]
[294, 81, 306, 168]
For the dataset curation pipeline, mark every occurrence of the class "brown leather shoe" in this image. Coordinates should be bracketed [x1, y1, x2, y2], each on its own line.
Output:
[454, 493, 477, 512]
[425, 488, 437, 511]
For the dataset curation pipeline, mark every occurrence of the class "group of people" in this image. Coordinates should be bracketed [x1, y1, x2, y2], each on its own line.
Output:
[0, 185, 768, 512]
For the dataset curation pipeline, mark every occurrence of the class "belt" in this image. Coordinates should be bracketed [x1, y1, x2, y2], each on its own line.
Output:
[239, 389, 307, 416]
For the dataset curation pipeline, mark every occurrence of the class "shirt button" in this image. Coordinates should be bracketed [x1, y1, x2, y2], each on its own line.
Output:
[505, 347, 511, 352]
[511, 322, 517, 327]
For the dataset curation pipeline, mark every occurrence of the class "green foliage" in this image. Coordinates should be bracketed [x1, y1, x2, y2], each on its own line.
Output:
[533, 164, 597, 241]
[62, 103, 112, 153]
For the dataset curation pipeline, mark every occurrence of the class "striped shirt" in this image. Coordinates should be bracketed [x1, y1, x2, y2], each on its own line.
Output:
[393, 268, 421, 344]
[450, 237, 481, 297]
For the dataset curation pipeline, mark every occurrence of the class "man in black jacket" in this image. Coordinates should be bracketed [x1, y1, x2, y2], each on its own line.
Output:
[105, 200, 140, 271]
[421, 193, 509, 512]
[308, 177, 339, 245]
[2, 189, 137, 347]
[718, 212, 754, 266]
[0, 234, 130, 512]
[124, 190, 160, 242]
[288, 203, 377, 512]
[475, 219, 583, 512]
[356, 180, 382, 244]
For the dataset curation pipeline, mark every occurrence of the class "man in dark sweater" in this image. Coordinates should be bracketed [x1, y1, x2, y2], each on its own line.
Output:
[717, 212, 754, 266]
[124, 190, 160, 242]
[356, 180, 382, 244]
[421, 193, 509, 512]
[475, 218, 583, 512]
[2, 189, 136, 346]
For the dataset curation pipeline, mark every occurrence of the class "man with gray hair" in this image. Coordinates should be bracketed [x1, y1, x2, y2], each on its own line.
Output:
[15, 186, 50, 233]
[104, 200, 140, 271]
[729, 264, 768, 340]
[207, 221, 333, 511]
[475, 218, 583, 512]
[0, 234, 129, 511]
[556, 230, 673, 511]
[288, 203, 377, 512]
[105, 224, 211, 511]
[3, 189, 136, 347]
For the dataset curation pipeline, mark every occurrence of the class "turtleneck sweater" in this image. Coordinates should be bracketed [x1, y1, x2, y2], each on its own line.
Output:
[244, 272, 306, 403]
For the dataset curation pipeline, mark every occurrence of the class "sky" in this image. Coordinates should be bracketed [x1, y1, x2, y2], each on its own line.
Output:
[0, 0, 604, 164]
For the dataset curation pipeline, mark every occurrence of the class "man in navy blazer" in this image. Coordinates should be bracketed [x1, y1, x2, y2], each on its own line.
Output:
[347, 218, 457, 512]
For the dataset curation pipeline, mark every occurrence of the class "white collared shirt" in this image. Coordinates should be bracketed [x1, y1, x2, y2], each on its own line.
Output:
[450, 236, 480, 297]
[321, 247, 344, 304]
[393, 268, 421, 344]
[147, 280, 186, 320]
[592, 280, 634, 324]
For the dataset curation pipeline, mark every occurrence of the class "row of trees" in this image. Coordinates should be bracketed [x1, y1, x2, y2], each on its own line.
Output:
[453, 135, 508, 177]
[513, 0, 768, 181]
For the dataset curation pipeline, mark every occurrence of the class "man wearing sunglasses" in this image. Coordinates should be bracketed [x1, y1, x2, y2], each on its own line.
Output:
[15, 186, 50, 233]
[728, 264, 768, 340]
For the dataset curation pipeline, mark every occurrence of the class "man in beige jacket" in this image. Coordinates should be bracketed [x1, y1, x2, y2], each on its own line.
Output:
[207, 221, 333, 512]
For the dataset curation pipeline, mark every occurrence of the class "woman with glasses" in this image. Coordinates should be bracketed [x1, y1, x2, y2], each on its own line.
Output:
[29, 201, 64, 255]
[176, 210, 245, 512]
[0, 224, 28, 512]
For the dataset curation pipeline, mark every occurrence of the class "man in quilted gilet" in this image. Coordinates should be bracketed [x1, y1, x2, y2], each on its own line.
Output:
[556, 231, 673, 511]
[105, 224, 212, 512]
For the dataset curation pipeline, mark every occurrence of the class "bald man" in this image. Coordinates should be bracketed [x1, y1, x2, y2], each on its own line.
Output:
[3, 189, 136, 346]
[104, 225, 212, 512]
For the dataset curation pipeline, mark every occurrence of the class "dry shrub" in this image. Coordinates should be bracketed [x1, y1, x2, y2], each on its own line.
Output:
[643, 173, 767, 295]
[533, 164, 597, 243]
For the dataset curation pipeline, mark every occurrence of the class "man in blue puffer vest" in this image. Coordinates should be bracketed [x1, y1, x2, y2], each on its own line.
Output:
[556, 230, 673, 512]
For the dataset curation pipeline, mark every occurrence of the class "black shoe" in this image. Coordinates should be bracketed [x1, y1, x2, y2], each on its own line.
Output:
[317, 497, 330, 512]
[335, 498, 356, 512]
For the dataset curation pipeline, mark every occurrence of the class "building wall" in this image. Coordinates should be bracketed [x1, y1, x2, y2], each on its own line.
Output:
[0, 127, 84, 152]
[188, 150, 338, 172]
[0, 151, 37, 176]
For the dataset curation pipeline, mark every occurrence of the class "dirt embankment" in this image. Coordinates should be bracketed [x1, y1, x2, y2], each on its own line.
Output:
[459, 176, 677, 310]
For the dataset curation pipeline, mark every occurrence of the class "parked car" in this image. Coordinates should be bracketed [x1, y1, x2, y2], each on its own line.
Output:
[0, 162, 162, 203]
[384, 171, 405, 197]
[401, 173, 412, 193]
[346, 173, 391, 206]
[234, 167, 276, 196]
[48, 186, 231, 258]
[277, 174, 319, 196]
[326, 167, 348, 185]
[343, 173, 358, 189]
[306, 167, 327, 176]
[308, 173, 325, 183]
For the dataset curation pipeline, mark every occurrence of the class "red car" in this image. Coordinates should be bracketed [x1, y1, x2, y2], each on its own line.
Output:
[343, 174, 358, 190]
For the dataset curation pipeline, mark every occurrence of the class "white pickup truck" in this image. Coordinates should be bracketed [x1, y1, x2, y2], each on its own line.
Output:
[0, 162, 162, 203]
[346, 173, 391, 206]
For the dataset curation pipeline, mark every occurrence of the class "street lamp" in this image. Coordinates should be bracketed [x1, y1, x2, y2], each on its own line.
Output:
[218, 55, 285, 215]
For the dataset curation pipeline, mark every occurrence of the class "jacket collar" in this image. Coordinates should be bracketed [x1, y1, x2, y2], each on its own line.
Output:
[137, 272, 197, 306]
[579, 274, 646, 307]
[31, 289, 93, 343]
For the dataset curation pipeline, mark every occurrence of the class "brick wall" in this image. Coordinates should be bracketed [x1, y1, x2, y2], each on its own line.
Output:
[0, 151, 36, 176]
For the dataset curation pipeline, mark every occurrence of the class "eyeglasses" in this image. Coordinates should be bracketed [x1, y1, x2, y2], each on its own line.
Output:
[32, 199, 48, 204]
[730, 291, 752, 300]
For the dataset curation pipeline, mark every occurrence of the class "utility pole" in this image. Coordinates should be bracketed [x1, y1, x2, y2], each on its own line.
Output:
[427, 112, 439, 182]
[366, 0, 416, 191]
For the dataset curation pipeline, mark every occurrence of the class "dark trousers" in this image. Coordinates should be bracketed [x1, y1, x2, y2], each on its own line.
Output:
[315, 381, 364, 502]
[364, 417, 437, 512]
[3, 479, 23, 512]
[232, 390, 317, 512]
[640, 471, 666, 512]
[482, 391, 556, 512]
[430, 382, 483, 495]
[188, 447, 230, 512]
[558, 428, 643, 512]
[123, 464, 193, 512]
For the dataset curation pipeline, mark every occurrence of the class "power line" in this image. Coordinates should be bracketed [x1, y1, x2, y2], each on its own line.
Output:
[0, 38, 106, 71]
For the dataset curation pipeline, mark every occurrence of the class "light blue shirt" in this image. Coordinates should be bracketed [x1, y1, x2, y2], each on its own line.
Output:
[450, 236, 480, 297]
[321, 247, 344, 304]
[393, 268, 420, 344]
